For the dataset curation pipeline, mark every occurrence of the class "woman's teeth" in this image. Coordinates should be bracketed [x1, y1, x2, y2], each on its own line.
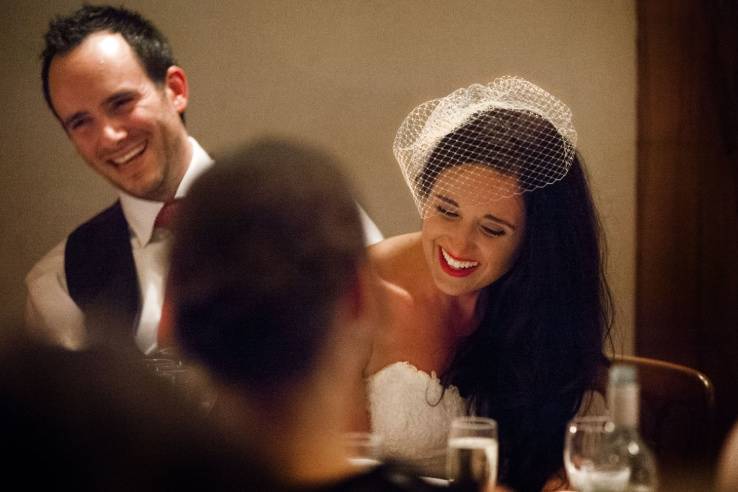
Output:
[441, 248, 478, 269]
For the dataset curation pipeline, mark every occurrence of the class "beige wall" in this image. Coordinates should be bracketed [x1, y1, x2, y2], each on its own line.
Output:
[0, 0, 636, 352]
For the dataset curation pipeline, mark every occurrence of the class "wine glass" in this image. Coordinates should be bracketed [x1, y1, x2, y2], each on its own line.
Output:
[141, 357, 179, 374]
[154, 346, 184, 366]
[156, 364, 217, 414]
[343, 432, 383, 470]
[446, 416, 498, 491]
[564, 416, 630, 492]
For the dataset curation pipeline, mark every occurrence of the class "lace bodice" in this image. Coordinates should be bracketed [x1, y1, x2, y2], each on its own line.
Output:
[367, 361, 467, 477]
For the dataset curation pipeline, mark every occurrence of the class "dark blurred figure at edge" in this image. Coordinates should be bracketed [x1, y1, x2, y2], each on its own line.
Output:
[0, 332, 282, 490]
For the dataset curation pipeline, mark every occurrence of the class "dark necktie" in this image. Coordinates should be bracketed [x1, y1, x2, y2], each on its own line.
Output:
[156, 199, 181, 347]
[154, 199, 182, 229]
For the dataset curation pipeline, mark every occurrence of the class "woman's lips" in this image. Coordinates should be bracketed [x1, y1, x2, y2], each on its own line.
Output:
[438, 247, 479, 277]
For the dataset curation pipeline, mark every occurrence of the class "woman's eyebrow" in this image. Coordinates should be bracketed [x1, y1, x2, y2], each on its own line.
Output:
[483, 214, 516, 230]
[434, 194, 458, 207]
[436, 193, 517, 230]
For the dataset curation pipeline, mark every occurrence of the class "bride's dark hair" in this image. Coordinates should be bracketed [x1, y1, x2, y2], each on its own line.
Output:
[427, 110, 613, 492]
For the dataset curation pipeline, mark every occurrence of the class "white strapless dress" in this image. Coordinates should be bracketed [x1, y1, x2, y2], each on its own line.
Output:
[367, 361, 467, 477]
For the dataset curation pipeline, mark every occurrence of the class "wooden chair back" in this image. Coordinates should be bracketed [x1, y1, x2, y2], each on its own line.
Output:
[608, 355, 716, 461]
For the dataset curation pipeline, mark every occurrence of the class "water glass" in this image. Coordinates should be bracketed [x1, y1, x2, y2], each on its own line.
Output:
[564, 416, 630, 492]
[141, 357, 179, 374]
[343, 432, 383, 470]
[154, 346, 184, 365]
[446, 416, 498, 491]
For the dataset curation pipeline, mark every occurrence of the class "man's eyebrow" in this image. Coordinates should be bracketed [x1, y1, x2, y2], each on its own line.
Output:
[103, 90, 138, 110]
[63, 111, 87, 129]
[62, 90, 138, 129]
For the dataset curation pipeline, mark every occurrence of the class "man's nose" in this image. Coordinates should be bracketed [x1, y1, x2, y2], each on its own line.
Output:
[100, 118, 127, 145]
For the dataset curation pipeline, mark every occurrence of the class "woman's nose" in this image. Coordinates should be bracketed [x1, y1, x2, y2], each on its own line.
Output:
[448, 222, 477, 255]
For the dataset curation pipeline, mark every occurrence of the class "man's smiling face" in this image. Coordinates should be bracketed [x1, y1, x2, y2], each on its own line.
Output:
[48, 31, 190, 201]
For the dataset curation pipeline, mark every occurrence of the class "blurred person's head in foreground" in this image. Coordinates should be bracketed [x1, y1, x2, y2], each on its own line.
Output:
[169, 138, 377, 485]
[0, 333, 280, 490]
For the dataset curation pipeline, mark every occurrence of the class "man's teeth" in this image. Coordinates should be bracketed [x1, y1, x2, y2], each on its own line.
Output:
[441, 248, 478, 269]
[112, 142, 146, 165]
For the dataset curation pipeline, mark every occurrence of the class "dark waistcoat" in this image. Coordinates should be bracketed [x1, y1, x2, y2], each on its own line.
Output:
[64, 201, 141, 351]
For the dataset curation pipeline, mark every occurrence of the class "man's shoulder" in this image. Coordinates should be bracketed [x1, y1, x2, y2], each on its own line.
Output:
[65, 200, 132, 278]
[25, 201, 126, 287]
[25, 239, 66, 286]
[71, 201, 125, 236]
[66, 201, 132, 261]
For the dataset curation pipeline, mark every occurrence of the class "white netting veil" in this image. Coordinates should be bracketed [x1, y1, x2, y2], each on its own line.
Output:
[393, 76, 578, 218]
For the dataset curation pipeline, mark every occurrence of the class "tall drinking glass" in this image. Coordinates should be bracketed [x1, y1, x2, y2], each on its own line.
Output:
[564, 416, 630, 492]
[447, 416, 498, 491]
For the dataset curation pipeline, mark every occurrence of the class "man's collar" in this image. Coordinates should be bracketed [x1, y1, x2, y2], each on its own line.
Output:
[119, 137, 214, 246]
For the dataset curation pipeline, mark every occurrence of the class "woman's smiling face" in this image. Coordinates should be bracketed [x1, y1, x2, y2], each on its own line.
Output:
[421, 164, 526, 297]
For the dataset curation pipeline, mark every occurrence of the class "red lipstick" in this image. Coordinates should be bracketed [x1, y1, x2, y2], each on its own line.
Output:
[438, 247, 478, 277]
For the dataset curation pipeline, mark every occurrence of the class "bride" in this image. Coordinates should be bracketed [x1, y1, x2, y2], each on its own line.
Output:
[363, 76, 612, 491]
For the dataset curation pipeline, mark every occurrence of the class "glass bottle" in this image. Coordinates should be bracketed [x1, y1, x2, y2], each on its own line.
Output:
[607, 363, 659, 492]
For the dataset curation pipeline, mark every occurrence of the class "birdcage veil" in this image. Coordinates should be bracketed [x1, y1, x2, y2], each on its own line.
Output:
[392, 76, 578, 218]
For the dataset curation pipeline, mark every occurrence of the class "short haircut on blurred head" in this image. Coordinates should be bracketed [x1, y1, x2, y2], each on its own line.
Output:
[170, 138, 366, 398]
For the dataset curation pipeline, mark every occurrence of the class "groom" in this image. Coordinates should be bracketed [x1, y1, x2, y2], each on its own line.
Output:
[25, 5, 382, 355]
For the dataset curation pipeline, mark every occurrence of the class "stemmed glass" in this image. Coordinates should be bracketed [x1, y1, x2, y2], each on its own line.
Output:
[446, 416, 498, 491]
[142, 353, 217, 413]
[343, 432, 383, 470]
[564, 416, 630, 492]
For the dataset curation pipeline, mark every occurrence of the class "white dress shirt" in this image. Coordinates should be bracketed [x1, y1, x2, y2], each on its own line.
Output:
[25, 137, 212, 354]
[25, 137, 383, 354]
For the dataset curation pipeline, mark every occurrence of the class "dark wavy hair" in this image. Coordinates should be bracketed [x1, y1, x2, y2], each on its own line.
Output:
[169, 139, 366, 400]
[41, 4, 179, 121]
[425, 109, 613, 492]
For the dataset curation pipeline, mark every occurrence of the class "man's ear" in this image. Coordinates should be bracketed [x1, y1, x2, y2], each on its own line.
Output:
[164, 65, 188, 114]
[344, 260, 387, 331]
[345, 262, 370, 320]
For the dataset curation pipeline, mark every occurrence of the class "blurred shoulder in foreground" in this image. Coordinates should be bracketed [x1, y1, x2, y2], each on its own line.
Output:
[0, 331, 282, 490]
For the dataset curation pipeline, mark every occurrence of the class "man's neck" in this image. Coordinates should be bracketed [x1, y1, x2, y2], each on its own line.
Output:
[163, 132, 193, 201]
[214, 380, 357, 486]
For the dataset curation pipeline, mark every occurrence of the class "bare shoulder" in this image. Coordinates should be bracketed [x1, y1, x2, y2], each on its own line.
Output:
[368, 232, 422, 282]
[365, 232, 446, 375]
[366, 232, 433, 330]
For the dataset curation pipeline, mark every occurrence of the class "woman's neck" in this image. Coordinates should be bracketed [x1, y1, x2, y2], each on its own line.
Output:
[416, 256, 484, 338]
[445, 290, 484, 337]
[368, 232, 487, 373]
